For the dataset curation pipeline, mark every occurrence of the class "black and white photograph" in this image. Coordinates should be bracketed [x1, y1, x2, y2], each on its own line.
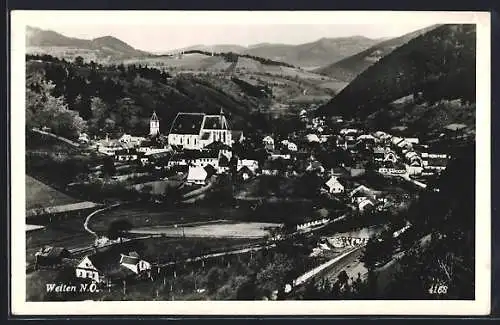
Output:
[10, 10, 491, 315]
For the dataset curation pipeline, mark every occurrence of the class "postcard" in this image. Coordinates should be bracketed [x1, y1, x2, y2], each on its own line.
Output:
[10, 10, 491, 315]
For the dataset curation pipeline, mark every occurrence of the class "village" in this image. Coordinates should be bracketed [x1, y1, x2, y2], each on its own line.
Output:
[29, 104, 456, 301]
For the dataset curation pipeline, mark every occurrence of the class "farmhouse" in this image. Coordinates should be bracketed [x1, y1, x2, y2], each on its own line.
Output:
[167, 112, 232, 150]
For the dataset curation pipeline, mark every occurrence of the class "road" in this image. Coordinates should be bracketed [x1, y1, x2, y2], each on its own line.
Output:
[292, 245, 365, 287]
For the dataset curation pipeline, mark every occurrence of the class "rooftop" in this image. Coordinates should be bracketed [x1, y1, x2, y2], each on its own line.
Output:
[169, 113, 205, 135]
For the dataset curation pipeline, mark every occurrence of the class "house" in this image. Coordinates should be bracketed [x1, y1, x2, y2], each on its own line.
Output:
[115, 148, 140, 162]
[325, 176, 344, 194]
[263, 135, 275, 151]
[373, 147, 386, 161]
[270, 151, 291, 160]
[405, 138, 420, 145]
[187, 166, 209, 185]
[237, 165, 254, 181]
[306, 134, 320, 143]
[231, 130, 245, 144]
[75, 255, 108, 283]
[35, 246, 71, 267]
[167, 112, 232, 150]
[357, 134, 376, 142]
[359, 198, 375, 213]
[422, 153, 449, 171]
[97, 139, 124, 156]
[339, 128, 355, 136]
[350, 185, 377, 204]
[384, 150, 398, 163]
[119, 252, 152, 275]
[306, 161, 325, 174]
[78, 133, 90, 144]
[287, 142, 298, 152]
[237, 159, 259, 173]
[119, 134, 146, 147]
[168, 149, 230, 174]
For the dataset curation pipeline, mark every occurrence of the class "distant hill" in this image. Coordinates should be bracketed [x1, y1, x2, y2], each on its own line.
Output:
[243, 36, 380, 68]
[317, 24, 476, 134]
[167, 36, 380, 69]
[26, 26, 151, 62]
[167, 44, 248, 54]
[315, 25, 440, 82]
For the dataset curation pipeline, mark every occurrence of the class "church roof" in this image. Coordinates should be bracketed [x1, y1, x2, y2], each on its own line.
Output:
[169, 113, 205, 135]
[151, 111, 159, 121]
[202, 115, 228, 130]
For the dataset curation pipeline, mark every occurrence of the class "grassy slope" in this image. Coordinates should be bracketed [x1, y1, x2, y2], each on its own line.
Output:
[26, 175, 79, 210]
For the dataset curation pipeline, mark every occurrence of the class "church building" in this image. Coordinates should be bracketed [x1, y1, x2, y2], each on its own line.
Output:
[167, 111, 232, 150]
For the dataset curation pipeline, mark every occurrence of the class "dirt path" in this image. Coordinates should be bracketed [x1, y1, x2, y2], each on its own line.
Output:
[31, 128, 80, 147]
[83, 203, 121, 238]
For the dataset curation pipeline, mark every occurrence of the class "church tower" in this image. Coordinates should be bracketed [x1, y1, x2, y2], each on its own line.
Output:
[150, 111, 160, 136]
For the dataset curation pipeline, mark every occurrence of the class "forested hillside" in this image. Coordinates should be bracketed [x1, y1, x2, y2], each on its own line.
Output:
[315, 25, 438, 81]
[317, 24, 476, 133]
[25, 55, 273, 139]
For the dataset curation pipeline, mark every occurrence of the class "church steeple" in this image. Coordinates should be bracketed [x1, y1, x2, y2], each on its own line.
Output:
[150, 111, 160, 136]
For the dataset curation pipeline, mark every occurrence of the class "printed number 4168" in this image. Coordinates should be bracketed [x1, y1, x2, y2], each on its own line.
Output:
[428, 284, 448, 295]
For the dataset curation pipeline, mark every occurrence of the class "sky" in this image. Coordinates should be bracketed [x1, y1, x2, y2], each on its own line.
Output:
[18, 11, 480, 53]
[29, 23, 436, 53]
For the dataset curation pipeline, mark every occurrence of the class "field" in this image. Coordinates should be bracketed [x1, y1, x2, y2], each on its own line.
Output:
[131, 221, 281, 239]
[26, 175, 80, 210]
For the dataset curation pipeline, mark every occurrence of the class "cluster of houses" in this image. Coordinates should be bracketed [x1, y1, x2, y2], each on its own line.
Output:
[334, 127, 450, 178]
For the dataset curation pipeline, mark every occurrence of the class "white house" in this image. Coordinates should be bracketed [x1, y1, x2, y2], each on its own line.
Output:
[384, 151, 398, 163]
[325, 176, 344, 194]
[405, 138, 420, 144]
[167, 112, 232, 150]
[306, 134, 320, 143]
[187, 166, 208, 185]
[287, 142, 298, 152]
[119, 134, 146, 146]
[263, 135, 275, 151]
[75, 255, 104, 283]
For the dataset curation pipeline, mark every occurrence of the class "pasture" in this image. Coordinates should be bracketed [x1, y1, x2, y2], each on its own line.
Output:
[26, 175, 80, 210]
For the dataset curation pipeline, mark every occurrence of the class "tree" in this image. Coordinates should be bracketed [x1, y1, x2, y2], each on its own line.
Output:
[26, 72, 87, 138]
[74, 56, 84, 66]
[107, 219, 133, 240]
